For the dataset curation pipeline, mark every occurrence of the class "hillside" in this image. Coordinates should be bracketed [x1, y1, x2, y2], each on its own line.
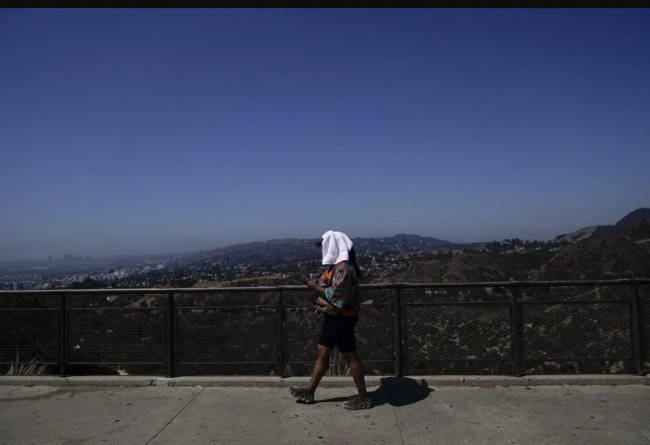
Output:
[187, 234, 462, 268]
[378, 251, 552, 284]
[554, 207, 650, 243]
[531, 235, 650, 281]
[352, 234, 461, 253]
[188, 208, 650, 269]
[621, 221, 650, 253]
[47, 207, 650, 292]
[155, 215, 650, 288]
[615, 207, 650, 228]
[553, 225, 620, 243]
[377, 223, 650, 284]
[177, 208, 650, 270]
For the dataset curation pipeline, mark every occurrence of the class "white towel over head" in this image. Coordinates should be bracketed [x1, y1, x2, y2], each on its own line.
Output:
[320, 230, 353, 265]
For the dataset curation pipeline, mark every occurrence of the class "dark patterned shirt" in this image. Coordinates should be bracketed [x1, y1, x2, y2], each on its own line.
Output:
[316, 261, 361, 317]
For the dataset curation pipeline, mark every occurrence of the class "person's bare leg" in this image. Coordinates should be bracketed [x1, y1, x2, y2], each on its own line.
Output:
[342, 350, 367, 397]
[341, 350, 372, 410]
[290, 345, 331, 404]
[307, 345, 331, 393]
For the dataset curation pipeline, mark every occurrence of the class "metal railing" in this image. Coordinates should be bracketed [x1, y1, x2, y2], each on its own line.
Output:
[1, 279, 649, 377]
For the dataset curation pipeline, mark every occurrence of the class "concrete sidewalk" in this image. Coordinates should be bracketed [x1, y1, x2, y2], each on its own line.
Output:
[1, 383, 649, 445]
[1, 373, 648, 388]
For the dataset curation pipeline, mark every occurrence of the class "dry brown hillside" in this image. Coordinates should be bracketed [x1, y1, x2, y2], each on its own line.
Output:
[530, 235, 650, 281]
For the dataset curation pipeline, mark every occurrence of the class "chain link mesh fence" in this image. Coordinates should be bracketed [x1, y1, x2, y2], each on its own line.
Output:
[636, 285, 649, 373]
[68, 308, 166, 364]
[641, 300, 650, 362]
[0, 309, 59, 365]
[403, 304, 512, 370]
[522, 302, 631, 361]
[1, 281, 647, 376]
[177, 306, 278, 364]
[285, 306, 322, 364]
[520, 284, 631, 302]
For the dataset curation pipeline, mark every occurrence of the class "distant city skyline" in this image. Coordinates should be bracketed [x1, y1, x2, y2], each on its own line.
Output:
[1, 9, 648, 261]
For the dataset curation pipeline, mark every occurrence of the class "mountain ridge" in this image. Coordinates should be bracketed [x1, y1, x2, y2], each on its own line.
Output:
[553, 207, 650, 243]
[181, 207, 650, 275]
[191, 233, 462, 267]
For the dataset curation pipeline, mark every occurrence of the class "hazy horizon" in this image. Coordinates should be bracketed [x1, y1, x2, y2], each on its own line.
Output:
[1, 205, 647, 262]
[2, 9, 649, 261]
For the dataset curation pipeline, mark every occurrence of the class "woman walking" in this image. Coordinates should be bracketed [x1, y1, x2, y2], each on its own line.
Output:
[290, 230, 373, 410]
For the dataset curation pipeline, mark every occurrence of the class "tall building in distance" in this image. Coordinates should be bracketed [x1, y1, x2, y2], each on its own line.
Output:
[49, 255, 52, 261]
[9, 282, 29, 290]
[60, 254, 85, 261]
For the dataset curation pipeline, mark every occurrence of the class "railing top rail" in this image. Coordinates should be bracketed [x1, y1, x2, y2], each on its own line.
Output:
[1, 278, 649, 295]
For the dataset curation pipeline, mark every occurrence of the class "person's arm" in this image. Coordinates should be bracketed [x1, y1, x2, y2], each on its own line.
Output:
[306, 268, 329, 296]
[307, 281, 326, 296]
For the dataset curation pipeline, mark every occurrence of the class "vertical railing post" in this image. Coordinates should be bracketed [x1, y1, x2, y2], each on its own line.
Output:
[630, 283, 645, 376]
[59, 293, 67, 378]
[278, 290, 286, 378]
[394, 286, 403, 377]
[167, 292, 176, 378]
[511, 287, 525, 377]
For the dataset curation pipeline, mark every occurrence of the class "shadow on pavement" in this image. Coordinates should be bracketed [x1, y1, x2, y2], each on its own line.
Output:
[317, 377, 433, 407]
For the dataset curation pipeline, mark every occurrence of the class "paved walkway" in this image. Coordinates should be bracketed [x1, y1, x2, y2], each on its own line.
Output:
[1, 382, 649, 444]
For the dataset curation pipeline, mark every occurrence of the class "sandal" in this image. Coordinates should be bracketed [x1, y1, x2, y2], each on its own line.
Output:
[344, 394, 373, 410]
[289, 387, 315, 404]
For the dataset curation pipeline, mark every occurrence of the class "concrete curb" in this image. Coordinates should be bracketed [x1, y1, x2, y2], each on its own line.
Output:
[0, 374, 647, 388]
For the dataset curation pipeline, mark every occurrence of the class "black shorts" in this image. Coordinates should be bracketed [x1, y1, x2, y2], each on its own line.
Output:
[318, 313, 359, 353]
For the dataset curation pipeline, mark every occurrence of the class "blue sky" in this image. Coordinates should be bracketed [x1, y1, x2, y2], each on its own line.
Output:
[1, 9, 648, 260]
